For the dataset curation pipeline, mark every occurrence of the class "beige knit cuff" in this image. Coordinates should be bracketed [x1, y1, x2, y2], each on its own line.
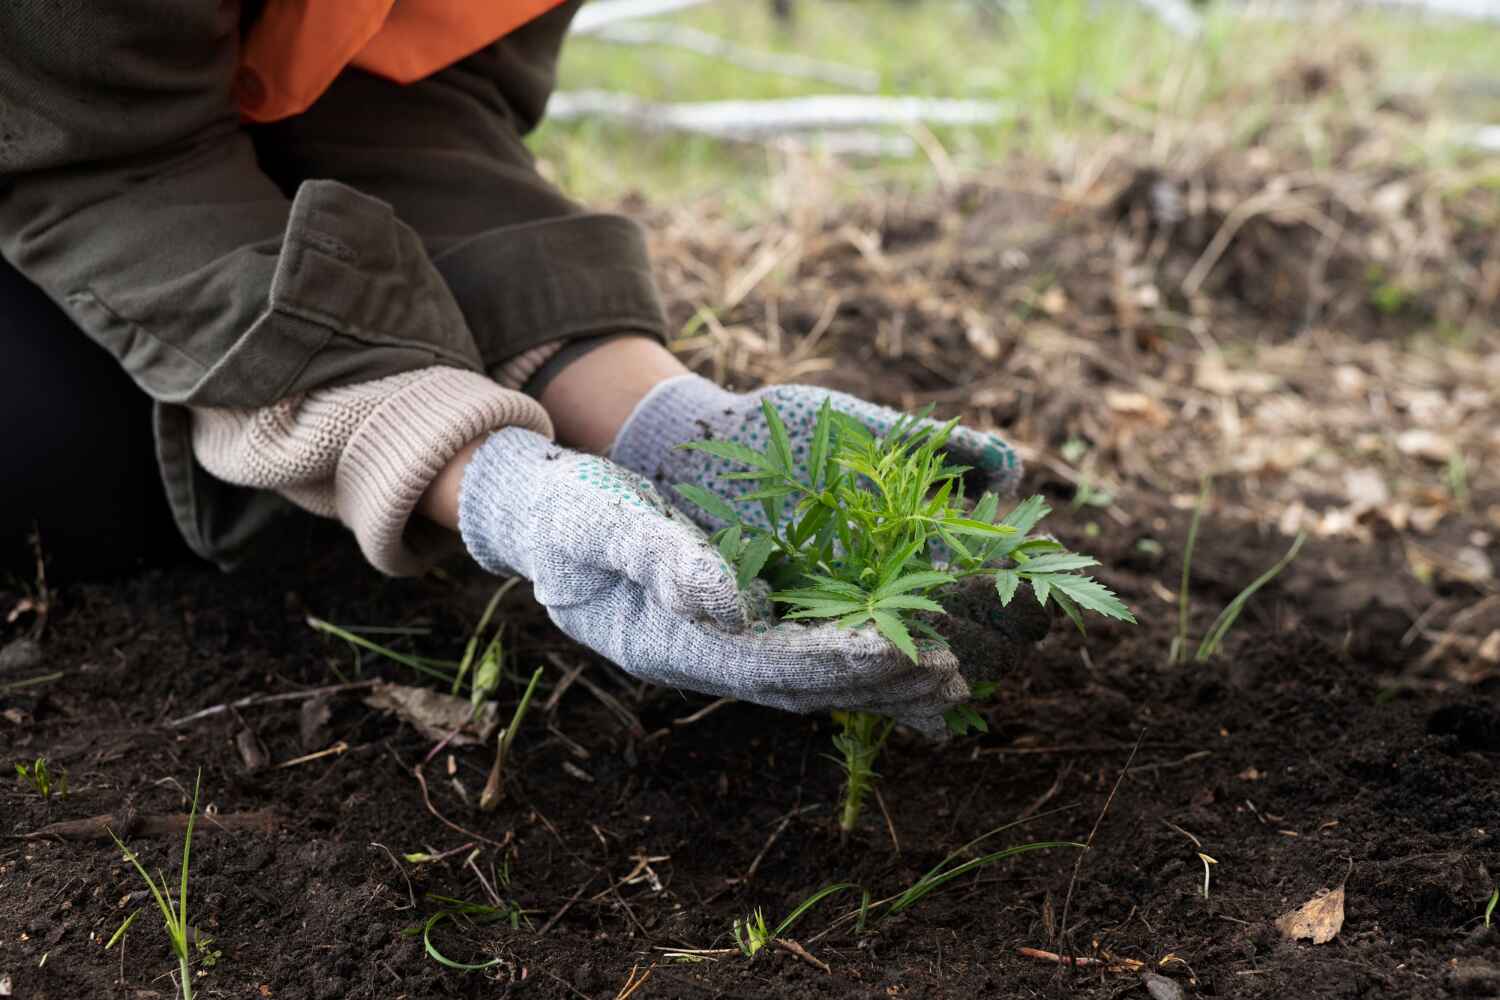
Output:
[337, 369, 553, 576]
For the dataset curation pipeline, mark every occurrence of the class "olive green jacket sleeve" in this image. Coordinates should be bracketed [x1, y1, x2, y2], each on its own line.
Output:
[0, 2, 667, 569]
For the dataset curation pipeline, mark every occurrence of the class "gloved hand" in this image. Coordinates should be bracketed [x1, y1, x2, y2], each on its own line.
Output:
[457, 427, 969, 735]
[609, 375, 1022, 533]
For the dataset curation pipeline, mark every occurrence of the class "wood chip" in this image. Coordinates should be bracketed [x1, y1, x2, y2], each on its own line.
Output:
[1275, 886, 1345, 944]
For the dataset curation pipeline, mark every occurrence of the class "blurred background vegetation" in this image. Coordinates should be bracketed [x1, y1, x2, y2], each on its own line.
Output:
[532, 0, 1500, 211]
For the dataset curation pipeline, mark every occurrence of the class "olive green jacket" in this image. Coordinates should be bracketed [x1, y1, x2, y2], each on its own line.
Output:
[0, 0, 665, 567]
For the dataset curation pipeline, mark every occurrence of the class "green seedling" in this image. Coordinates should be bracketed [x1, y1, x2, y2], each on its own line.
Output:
[1485, 888, 1497, 929]
[678, 400, 1133, 836]
[409, 894, 529, 971]
[1170, 477, 1307, 665]
[733, 883, 866, 957]
[108, 771, 202, 1000]
[479, 666, 545, 811]
[15, 757, 66, 800]
[104, 908, 142, 951]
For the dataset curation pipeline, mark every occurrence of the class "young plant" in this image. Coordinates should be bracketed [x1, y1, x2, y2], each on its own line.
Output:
[479, 665, 545, 811]
[732, 883, 865, 957]
[15, 756, 66, 800]
[678, 401, 1134, 836]
[1170, 477, 1307, 665]
[109, 771, 202, 1000]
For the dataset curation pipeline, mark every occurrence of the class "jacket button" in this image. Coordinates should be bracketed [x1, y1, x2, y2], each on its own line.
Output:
[235, 67, 267, 110]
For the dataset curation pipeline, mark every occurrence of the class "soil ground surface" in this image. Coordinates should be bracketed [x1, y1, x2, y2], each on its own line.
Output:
[4, 56, 1499, 1000]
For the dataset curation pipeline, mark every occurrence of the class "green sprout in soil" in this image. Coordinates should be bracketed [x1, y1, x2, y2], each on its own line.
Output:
[1170, 476, 1307, 665]
[407, 893, 530, 971]
[677, 401, 1134, 837]
[1485, 888, 1497, 929]
[108, 771, 202, 1000]
[479, 665, 544, 811]
[732, 882, 865, 957]
[15, 756, 66, 800]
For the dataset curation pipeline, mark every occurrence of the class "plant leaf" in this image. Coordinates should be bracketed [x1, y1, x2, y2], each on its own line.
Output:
[761, 399, 795, 473]
[673, 483, 739, 525]
[738, 534, 777, 589]
[1015, 552, 1100, 573]
[784, 604, 869, 620]
[1000, 495, 1051, 536]
[874, 594, 946, 613]
[739, 483, 799, 502]
[874, 571, 956, 599]
[870, 610, 919, 662]
[1046, 574, 1137, 623]
[808, 399, 833, 489]
[680, 439, 774, 471]
[994, 569, 1021, 605]
[942, 517, 1017, 537]
[1050, 589, 1086, 634]
[717, 524, 743, 564]
[1030, 573, 1053, 608]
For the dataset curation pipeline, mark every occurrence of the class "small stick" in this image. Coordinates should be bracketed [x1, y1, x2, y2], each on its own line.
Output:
[671, 696, 735, 727]
[536, 874, 598, 938]
[275, 740, 349, 769]
[1018, 947, 1142, 972]
[741, 805, 819, 884]
[0, 671, 63, 694]
[24, 811, 278, 841]
[1056, 731, 1144, 962]
[774, 938, 831, 974]
[573, 673, 644, 736]
[542, 660, 586, 714]
[1127, 750, 1212, 777]
[165, 681, 379, 728]
[614, 962, 654, 1000]
[411, 763, 508, 848]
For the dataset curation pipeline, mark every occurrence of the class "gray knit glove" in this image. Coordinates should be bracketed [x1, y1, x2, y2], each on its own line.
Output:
[458, 428, 968, 734]
[610, 375, 1022, 533]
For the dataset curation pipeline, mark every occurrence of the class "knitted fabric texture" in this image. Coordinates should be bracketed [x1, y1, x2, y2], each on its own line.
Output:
[456, 428, 969, 734]
[192, 366, 553, 576]
[610, 374, 1023, 533]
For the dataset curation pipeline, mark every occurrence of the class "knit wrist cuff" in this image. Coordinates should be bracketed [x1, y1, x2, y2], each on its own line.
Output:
[338, 370, 552, 576]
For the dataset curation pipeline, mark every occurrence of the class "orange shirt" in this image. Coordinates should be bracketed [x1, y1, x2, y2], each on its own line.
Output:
[237, 0, 568, 122]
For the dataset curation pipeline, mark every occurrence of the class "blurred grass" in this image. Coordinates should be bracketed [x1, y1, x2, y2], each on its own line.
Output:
[532, 0, 1500, 208]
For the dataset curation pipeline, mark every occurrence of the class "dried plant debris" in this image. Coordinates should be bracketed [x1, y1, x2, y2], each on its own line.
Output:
[1275, 886, 1347, 944]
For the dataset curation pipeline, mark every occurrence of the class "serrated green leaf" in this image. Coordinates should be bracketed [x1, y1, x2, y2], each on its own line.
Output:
[785, 605, 868, 620]
[739, 484, 799, 502]
[1050, 589, 1086, 634]
[1031, 574, 1053, 608]
[737, 534, 776, 589]
[873, 594, 946, 614]
[809, 399, 833, 488]
[870, 610, 919, 662]
[761, 399, 795, 473]
[972, 492, 999, 526]
[680, 439, 774, 471]
[1016, 552, 1100, 573]
[717, 524, 743, 564]
[836, 609, 876, 629]
[876, 538, 926, 590]
[994, 569, 1021, 605]
[874, 571, 956, 599]
[935, 525, 973, 563]
[1000, 495, 1051, 536]
[1046, 574, 1137, 623]
[803, 576, 871, 600]
[944, 704, 989, 736]
[674, 483, 739, 524]
[942, 517, 1017, 537]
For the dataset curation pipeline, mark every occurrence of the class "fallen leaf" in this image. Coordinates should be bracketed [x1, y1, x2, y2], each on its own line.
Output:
[1395, 429, 1451, 463]
[1275, 886, 1345, 944]
[363, 682, 499, 745]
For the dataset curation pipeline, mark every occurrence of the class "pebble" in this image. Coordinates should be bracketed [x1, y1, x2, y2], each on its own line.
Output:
[1143, 972, 1185, 1000]
[0, 638, 42, 675]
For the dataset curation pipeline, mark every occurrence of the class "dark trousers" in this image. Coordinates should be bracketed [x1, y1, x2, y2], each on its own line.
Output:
[1, 260, 187, 581]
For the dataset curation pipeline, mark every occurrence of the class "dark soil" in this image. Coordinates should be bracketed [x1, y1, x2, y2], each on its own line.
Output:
[4, 127, 1500, 997]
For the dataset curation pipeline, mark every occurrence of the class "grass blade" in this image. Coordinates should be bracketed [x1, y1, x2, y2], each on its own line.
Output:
[1195, 532, 1306, 661]
[771, 882, 865, 939]
[1175, 476, 1211, 665]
